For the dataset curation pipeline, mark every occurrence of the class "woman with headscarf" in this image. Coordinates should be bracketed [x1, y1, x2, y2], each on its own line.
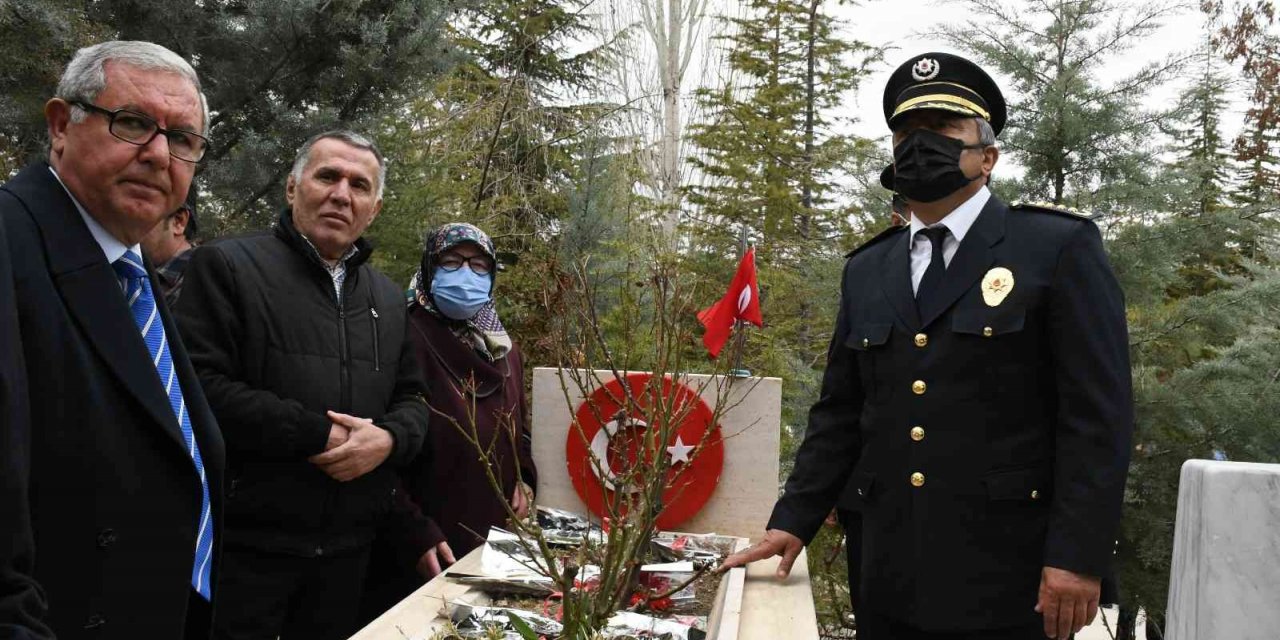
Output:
[359, 223, 537, 621]
[409, 222, 536, 547]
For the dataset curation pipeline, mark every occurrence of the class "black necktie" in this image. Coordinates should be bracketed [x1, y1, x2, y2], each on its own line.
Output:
[915, 226, 949, 315]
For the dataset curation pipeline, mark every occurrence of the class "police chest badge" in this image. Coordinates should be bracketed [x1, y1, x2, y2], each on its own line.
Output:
[982, 267, 1014, 306]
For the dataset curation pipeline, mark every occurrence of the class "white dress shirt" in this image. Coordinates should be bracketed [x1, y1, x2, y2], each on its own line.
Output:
[48, 166, 141, 266]
[908, 185, 991, 294]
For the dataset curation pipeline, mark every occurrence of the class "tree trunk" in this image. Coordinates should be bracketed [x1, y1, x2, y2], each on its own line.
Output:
[659, 0, 683, 245]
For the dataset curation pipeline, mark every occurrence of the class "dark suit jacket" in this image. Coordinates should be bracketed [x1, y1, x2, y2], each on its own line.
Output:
[0, 164, 225, 639]
[769, 194, 1133, 632]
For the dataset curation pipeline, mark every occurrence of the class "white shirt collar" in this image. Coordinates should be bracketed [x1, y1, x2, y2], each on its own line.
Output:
[48, 166, 141, 264]
[908, 184, 991, 242]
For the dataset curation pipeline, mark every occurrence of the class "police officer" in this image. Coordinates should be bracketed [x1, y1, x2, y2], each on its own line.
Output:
[722, 52, 1134, 640]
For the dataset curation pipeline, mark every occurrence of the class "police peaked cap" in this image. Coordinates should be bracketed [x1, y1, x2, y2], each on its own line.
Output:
[883, 52, 1006, 136]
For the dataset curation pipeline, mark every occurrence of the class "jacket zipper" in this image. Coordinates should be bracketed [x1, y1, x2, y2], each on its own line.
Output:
[370, 307, 381, 372]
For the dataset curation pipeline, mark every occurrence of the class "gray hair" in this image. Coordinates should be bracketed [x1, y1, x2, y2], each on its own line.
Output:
[976, 117, 997, 147]
[56, 41, 210, 134]
[290, 130, 387, 198]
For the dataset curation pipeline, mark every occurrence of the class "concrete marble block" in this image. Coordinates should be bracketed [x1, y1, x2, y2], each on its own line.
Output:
[1166, 459, 1280, 640]
[531, 368, 782, 540]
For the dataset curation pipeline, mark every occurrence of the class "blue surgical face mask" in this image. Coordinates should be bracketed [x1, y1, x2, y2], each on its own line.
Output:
[431, 267, 492, 320]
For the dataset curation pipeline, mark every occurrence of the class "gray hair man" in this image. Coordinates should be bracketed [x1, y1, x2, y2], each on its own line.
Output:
[0, 40, 225, 638]
[175, 130, 428, 640]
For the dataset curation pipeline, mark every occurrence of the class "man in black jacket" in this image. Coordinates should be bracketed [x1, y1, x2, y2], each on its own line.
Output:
[176, 130, 429, 640]
[722, 53, 1133, 640]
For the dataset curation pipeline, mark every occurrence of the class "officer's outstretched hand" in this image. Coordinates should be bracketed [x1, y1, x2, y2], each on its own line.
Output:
[717, 529, 804, 579]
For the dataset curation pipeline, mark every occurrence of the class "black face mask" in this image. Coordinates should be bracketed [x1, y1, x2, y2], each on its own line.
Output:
[892, 128, 985, 203]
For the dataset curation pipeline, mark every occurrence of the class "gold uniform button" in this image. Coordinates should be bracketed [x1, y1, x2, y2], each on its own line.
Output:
[914, 333, 928, 348]
[910, 472, 925, 487]
[910, 426, 925, 441]
[1031, 490, 1040, 500]
[983, 327, 993, 337]
[912, 380, 927, 395]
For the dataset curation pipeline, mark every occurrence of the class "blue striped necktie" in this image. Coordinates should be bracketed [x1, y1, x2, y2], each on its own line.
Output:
[112, 250, 213, 600]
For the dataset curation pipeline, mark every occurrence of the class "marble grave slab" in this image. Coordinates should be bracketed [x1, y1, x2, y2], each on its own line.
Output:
[1165, 459, 1280, 640]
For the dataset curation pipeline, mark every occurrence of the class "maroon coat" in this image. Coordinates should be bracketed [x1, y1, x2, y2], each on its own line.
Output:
[360, 305, 538, 622]
[400, 305, 537, 557]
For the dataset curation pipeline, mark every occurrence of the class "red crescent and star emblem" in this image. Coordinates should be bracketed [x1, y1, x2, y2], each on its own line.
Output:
[565, 373, 725, 529]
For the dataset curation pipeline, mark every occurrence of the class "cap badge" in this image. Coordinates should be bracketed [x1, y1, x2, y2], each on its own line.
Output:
[911, 57, 940, 81]
[981, 267, 1014, 307]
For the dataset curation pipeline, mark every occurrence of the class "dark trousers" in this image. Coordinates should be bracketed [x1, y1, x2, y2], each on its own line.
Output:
[211, 546, 372, 640]
[857, 611, 1052, 640]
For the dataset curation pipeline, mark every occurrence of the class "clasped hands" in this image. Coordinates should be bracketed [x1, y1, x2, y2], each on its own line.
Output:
[308, 410, 393, 482]
[717, 529, 1100, 639]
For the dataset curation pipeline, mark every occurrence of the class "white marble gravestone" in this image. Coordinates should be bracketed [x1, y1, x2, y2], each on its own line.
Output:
[1165, 459, 1280, 640]
[530, 368, 782, 539]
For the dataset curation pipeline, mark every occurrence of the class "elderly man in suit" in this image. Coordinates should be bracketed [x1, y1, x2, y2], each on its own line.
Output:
[723, 52, 1133, 640]
[0, 41, 223, 639]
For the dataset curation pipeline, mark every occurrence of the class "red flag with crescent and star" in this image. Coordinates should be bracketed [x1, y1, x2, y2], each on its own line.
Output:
[697, 246, 762, 358]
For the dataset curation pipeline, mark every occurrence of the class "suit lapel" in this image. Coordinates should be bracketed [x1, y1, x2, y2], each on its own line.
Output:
[919, 196, 1008, 329]
[5, 165, 188, 453]
[880, 230, 921, 330]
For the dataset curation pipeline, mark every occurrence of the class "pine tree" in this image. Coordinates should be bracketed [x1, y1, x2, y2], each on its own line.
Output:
[1233, 115, 1280, 208]
[685, 0, 879, 425]
[1169, 46, 1234, 218]
[1206, 0, 1280, 213]
[1159, 44, 1255, 299]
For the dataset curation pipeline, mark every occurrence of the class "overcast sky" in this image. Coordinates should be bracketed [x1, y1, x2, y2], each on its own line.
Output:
[826, 0, 1250, 158]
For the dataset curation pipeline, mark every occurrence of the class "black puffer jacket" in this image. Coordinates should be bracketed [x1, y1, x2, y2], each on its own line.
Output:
[175, 210, 428, 557]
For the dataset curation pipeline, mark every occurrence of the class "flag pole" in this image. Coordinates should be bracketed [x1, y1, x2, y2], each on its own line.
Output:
[729, 225, 751, 378]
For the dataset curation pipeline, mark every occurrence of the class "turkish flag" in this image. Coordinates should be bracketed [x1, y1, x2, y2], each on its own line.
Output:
[697, 247, 763, 358]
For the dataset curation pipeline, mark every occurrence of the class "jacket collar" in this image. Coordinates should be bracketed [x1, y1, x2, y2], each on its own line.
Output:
[273, 207, 374, 272]
[47, 166, 140, 264]
[918, 194, 1008, 328]
[907, 185, 990, 245]
[411, 306, 507, 399]
[880, 193, 1008, 331]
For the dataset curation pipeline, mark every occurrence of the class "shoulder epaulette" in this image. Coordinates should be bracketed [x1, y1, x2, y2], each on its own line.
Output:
[845, 224, 908, 259]
[1010, 200, 1095, 220]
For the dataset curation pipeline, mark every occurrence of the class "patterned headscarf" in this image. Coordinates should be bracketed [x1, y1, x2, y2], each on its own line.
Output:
[412, 223, 511, 360]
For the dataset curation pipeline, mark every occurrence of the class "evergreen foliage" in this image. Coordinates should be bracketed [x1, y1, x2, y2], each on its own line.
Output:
[938, 0, 1187, 210]
[0, 0, 453, 231]
[365, 0, 626, 368]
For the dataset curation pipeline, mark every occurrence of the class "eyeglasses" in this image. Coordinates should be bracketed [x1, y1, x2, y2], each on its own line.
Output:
[438, 254, 494, 276]
[69, 100, 209, 163]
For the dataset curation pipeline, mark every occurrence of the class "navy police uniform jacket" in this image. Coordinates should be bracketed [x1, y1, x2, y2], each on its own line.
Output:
[768, 194, 1133, 632]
